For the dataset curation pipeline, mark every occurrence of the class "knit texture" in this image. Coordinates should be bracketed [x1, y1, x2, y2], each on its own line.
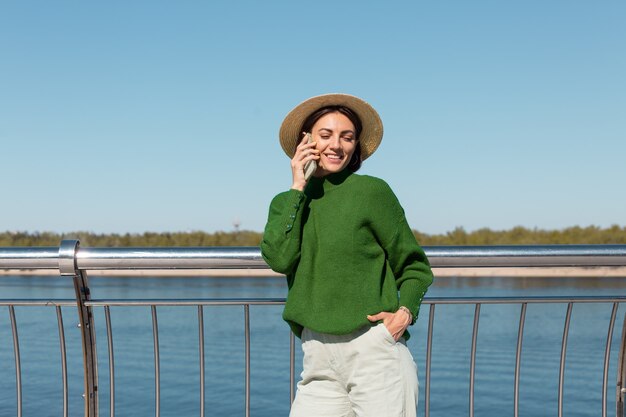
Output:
[261, 169, 433, 340]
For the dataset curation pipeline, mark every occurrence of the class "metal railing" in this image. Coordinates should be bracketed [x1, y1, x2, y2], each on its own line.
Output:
[1, 242, 626, 417]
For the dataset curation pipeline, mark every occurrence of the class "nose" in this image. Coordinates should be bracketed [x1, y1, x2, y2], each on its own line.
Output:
[328, 135, 341, 150]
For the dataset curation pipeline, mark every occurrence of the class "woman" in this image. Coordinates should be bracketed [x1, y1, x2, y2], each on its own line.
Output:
[261, 93, 433, 417]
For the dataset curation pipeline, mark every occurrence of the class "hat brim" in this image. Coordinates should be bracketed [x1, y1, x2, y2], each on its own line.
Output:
[279, 93, 383, 161]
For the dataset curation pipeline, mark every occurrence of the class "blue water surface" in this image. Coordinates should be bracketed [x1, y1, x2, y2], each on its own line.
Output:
[0, 274, 624, 417]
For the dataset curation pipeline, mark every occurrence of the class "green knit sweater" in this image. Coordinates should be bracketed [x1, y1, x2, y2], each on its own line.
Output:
[261, 169, 433, 340]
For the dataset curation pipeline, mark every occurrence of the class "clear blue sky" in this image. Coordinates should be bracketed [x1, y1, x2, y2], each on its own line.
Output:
[1, 1, 624, 235]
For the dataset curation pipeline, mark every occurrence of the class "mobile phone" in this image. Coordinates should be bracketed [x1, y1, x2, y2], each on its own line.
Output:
[303, 133, 317, 181]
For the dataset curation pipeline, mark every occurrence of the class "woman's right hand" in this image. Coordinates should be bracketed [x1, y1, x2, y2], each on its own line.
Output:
[291, 133, 320, 191]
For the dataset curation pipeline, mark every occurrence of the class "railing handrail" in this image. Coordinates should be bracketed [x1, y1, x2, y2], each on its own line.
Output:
[1, 244, 626, 270]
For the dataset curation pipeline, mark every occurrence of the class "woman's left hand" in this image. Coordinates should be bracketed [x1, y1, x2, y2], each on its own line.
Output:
[367, 309, 412, 342]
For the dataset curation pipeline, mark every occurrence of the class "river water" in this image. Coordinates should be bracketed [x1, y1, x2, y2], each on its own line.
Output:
[0, 274, 624, 417]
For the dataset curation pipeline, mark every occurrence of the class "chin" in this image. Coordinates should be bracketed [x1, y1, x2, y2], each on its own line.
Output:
[320, 163, 347, 175]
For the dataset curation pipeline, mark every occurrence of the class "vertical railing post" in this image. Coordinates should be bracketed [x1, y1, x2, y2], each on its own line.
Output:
[602, 303, 618, 417]
[9, 306, 22, 417]
[151, 305, 160, 417]
[244, 304, 251, 417]
[59, 239, 98, 417]
[617, 312, 626, 417]
[514, 303, 527, 417]
[290, 331, 295, 405]
[56, 306, 69, 417]
[425, 303, 435, 417]
[198, 306, 205, 417]
[104, 306, 115, 417]
[558, 303, 573, 417]
[469, 304, 481, 417]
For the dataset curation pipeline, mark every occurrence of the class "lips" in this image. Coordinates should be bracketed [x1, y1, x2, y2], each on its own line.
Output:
[324, 154, 343, 162]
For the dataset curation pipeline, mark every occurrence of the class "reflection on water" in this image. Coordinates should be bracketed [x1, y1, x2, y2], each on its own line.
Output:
[1, 273, 623, 299]
[430, 275, 626, 296]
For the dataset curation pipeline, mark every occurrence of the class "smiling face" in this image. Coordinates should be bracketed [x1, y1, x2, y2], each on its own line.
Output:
[310, 111, 358, 177]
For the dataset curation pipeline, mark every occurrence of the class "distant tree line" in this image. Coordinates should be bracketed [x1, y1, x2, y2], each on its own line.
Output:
[0, 230, 263, 247]
[2, 225, 626, 247]
[413, 225, 626, 245]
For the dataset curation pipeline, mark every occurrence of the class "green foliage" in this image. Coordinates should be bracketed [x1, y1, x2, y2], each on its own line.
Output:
[1, 225, 626, 247]
[413, 225, 626, 245]
[0, 230, 264, 247]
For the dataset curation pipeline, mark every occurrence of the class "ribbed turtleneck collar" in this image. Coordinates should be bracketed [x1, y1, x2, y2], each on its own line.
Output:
[306, 169, 353, 197]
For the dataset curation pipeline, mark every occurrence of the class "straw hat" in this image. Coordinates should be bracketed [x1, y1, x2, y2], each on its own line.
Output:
[279, 93, 383, 160]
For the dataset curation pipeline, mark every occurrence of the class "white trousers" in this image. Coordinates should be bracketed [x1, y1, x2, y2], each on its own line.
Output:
[290, 324, 419, 417]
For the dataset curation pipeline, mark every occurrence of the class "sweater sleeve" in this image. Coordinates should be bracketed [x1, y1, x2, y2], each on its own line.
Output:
[387, 215, 433, 322]
[260, 189, 307, 276]
[369, 180, 434, 322]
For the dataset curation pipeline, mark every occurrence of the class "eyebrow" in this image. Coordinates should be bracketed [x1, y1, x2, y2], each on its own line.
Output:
[317, 128, 355, 135]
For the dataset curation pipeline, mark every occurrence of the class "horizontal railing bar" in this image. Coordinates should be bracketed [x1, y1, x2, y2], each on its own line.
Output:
[2, 296, 625, 307]
[85, 296, 626, 307]
[0, 300, 77, 306]
[0, 247, 59, 269]
[426, 245, 626, 267]
[77, 247, 266, 270]
[1, 245, 626, 270]
[85, 299, 288, 307]
[82, 296, 626, 307]
[423, 296, 626, 304]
